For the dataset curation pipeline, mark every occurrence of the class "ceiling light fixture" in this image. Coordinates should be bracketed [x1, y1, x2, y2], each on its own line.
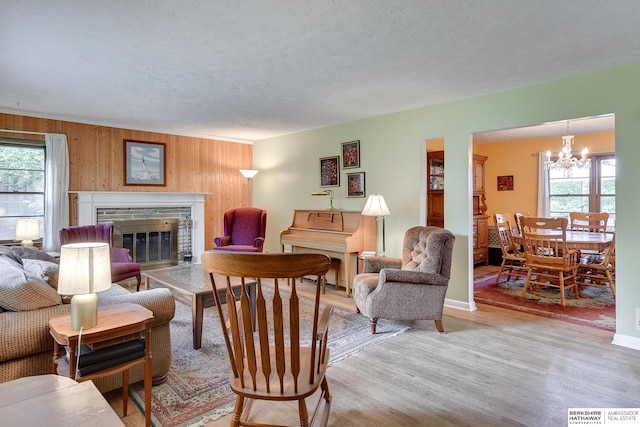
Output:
[545, 121, 590, 176]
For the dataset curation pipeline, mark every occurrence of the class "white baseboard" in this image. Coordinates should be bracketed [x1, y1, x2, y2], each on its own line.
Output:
[445, 298, 477, 312]
[612, 333, 640, 351]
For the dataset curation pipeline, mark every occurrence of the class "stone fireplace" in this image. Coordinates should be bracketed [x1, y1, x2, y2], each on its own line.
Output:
[72, 192, 208, 264]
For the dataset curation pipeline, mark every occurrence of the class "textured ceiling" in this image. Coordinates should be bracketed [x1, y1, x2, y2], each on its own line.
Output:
[1, 1, 639, 142]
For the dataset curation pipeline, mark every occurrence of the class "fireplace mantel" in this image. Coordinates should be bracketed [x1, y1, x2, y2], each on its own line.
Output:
[71, 191, 209, 263]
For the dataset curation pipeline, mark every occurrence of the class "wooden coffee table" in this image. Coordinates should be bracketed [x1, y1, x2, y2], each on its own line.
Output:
[142, 264, 256, 350]
[0, 375, 124, 426]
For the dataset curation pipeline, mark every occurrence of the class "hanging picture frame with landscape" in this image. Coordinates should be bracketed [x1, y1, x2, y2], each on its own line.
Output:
[124, 140, 166, 186]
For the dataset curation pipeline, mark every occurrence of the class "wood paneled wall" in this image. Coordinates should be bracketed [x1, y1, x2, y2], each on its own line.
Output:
[0, 112, 252, 250]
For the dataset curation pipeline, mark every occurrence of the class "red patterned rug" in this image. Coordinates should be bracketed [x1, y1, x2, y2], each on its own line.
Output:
[474, 270, 615, 331]
[130, 283, 409, 427]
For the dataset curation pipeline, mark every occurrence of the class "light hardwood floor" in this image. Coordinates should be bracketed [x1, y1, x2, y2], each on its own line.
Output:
[108, 275, 639, 427]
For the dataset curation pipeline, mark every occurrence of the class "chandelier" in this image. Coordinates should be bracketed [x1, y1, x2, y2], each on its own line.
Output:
[545, 122, 590, 175]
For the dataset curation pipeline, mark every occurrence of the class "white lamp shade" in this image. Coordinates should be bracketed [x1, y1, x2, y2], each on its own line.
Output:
[15, 219, 40, 241]
[240, 169, 259, 178]
[361, 194, 390, 216]
[57, 243, 112, 295]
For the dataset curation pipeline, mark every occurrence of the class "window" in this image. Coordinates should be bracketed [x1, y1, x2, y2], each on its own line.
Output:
[0, 140, 45, 243]
[548, 154, 615, 230]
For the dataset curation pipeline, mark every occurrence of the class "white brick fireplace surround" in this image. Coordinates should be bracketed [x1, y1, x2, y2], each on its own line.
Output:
[72, 191, 208, 263]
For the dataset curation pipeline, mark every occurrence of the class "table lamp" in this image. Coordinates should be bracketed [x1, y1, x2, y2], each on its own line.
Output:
[15, 219, 40, 246]
[57, 242, 112, 330]
[361, 194, 391, 256]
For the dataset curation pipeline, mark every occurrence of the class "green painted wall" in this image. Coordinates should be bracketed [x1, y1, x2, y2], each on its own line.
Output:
[252, 62, 640, 347]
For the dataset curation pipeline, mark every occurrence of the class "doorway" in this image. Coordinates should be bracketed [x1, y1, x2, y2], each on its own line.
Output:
[469, 114, 616, 329]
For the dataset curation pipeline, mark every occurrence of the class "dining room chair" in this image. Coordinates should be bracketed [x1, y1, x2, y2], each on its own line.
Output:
[577, 233, 616, 299]
[520, 217, 580, 306]
[513, 212, 530, 236]
[569, 212, 609, 233]
[201, 251, 333, 427]
[493, 213, 527, 286]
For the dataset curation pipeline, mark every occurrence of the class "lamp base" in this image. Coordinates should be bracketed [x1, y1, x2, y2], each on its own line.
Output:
[20, 240, 34, 246]
[70, 293, 99, 330]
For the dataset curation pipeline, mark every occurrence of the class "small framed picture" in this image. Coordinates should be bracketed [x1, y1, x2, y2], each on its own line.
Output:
[341, 140, 360, 169]
[320, 156, 340, 187]
[497, 175, 514, 191]
[347, 172, 366, 198]
[124, 140, 166, 186]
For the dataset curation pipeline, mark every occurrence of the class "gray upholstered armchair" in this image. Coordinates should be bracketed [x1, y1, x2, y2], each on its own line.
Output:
[352, 226, 455, 334]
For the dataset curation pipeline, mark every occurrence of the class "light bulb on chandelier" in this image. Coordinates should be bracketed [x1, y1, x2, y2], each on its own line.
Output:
[545, 121, 590, 176]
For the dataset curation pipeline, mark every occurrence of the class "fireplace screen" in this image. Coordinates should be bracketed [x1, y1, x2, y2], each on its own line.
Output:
[112, 219, 178, 268]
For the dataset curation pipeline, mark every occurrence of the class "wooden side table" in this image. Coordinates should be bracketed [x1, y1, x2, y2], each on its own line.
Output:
[49, 302, 154, 427]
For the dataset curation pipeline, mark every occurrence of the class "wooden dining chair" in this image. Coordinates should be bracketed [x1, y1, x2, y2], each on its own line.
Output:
[577, 233, 616, 299]
[513, 212, 530, 236]
[520, 217, 580, 306]
[493, 213, 527, 285]
[569, 212, 609, 233]
[201, 251, 333, 427]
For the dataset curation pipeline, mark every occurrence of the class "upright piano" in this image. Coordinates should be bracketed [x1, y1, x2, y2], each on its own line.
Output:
[280, 209, 376, 295]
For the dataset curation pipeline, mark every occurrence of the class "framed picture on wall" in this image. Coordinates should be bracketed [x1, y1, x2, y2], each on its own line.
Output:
[341, 140, 360, 169]
[124, 140, 166, 186]
[320, 156, 340, 187]
[497, 175, 514, 191]
[347, 172, 365, 198]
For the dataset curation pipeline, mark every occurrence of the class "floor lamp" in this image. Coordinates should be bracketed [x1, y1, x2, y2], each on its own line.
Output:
[361, 194, 391, 256]
[239, 169, 259, 206]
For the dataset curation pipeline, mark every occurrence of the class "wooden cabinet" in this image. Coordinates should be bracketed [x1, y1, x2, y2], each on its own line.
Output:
[427, 151, 444, 227]
[427, 151, 489, 265]
[473, 215, 489, 265]
[473, 154, 488, 266]
[473, 154, 488, 216]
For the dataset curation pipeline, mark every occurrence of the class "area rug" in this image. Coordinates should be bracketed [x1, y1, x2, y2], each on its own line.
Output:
[131, 287, 410, 427]
[474, 270, 615, 331]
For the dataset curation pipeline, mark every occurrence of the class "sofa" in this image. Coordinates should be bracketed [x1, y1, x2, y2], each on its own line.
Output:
[0, 245, 175, 393]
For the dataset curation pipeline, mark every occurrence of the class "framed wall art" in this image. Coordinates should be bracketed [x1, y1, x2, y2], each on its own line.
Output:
[347, 172, 366, 198]
[124, 140, 166, 186]
[319, 156, 340, 187]
[341, 140, 360, 169]
[497, 175, 514, 191]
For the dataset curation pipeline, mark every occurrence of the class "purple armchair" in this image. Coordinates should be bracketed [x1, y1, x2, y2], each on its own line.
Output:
[58, 224, 142, 291]
[213, 207, 267, 252]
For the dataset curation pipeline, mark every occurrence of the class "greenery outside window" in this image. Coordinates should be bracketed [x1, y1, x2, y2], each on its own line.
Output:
[0, 139, 45, 243]
[548, 154, 615, 230]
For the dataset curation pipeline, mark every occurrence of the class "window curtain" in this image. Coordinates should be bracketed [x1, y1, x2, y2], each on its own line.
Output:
[537, 152, 550, 217]
[44, 134, 69, 252]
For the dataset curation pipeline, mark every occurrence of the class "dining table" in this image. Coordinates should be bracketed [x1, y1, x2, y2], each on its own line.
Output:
[512, 229, 613, 253]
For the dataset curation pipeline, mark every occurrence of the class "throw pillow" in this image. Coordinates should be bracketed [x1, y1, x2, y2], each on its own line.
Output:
[10, 246, 59, 264]
[0, 257, 62, 311]
[0, 245, 23, 265]
[23, 259, 60, 290]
